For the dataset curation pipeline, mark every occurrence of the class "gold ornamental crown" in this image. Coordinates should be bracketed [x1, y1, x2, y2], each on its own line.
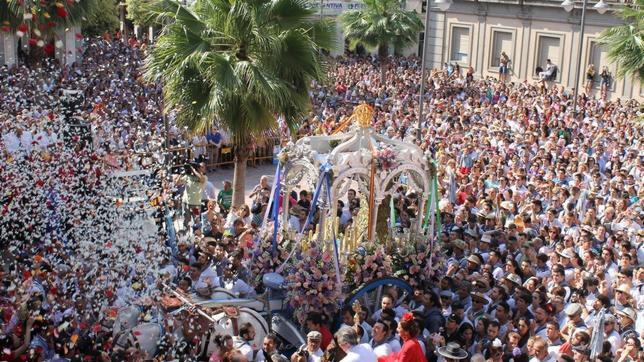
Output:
[352, 104, 374, 129]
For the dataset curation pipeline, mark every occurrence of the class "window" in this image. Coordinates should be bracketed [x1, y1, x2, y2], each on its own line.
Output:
[450, 26, 470, 64]
[490, 31, 513, 68]
[536, 35, 561, 81]
[588, 40, 610, 86]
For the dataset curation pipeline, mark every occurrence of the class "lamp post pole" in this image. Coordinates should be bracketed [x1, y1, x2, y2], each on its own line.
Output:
[571, 0, 588, 117]
[416, 0, 432, 142]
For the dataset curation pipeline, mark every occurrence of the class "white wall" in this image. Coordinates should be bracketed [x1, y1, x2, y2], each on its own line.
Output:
[1, 33, 17, 67]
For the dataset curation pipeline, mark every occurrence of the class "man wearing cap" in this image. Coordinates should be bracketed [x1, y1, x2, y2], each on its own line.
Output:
[561, 303, 586, 340]
[441, 313, 463, 345]
[614, 284, 634, 310]
[465, 292, 489, 325]
[291, 331, 323, 362]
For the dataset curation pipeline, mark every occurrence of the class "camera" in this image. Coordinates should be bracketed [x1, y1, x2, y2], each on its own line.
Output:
[296, 346, 309, 359]
[184, 162, 199, 175]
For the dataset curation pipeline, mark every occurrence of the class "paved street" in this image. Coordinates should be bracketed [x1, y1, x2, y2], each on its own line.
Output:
[207, 162, 277, 205]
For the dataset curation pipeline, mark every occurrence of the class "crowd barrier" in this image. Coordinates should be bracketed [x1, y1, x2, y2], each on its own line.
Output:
[167, 137, 281, 169]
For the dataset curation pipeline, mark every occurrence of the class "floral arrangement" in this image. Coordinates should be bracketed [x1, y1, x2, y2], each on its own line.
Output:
[374, 147, 398, 171]
[391, 242, 445, 288]
[249, 232, 290, 288]
[283, 241, 342, 325]
[344, 244, 393, 290]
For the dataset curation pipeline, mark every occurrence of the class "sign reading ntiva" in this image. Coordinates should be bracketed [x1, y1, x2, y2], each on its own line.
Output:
[313, 2, 366, 15]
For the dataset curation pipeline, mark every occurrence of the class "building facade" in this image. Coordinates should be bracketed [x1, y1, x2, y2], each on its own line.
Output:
[412, 0, 643, 100]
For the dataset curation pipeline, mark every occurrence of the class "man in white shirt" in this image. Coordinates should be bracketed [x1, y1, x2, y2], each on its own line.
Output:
[335, 327, 377, 362]
[529, 337, 556, 362]
[291, 331, 324, 362]
[233, 323, 257, 362]
[369, 320, 392, 358]
[193, 262, 220, 298]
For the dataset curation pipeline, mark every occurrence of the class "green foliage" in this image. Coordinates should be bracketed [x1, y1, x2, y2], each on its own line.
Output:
[144, 0, 335, 145]
[126, 0, 155, 28]
[598, 0, 644, 80]
[339, 0, 423, 54]
[82, 0, 120, 37]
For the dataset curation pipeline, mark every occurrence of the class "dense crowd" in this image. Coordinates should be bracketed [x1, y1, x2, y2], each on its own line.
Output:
[1, 34, 643, 362]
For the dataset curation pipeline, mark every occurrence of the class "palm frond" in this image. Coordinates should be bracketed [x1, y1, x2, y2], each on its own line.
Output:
[598, 0, 644, 79]
[147, 0, 329, 142]
[340, 0, 421, 54]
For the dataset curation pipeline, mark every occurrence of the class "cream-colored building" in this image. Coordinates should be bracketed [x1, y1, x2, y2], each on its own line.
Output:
[409, 0, 643, 100]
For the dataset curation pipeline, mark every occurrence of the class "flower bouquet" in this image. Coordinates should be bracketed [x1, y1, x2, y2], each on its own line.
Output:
[283, 241, 342, 325]
[374, 147, 398, 171]
[344, 244, 394, 291]
[249, 232, 290, 288]
[391, 242, 445, 288]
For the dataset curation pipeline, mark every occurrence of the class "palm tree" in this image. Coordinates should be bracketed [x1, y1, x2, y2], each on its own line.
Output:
[340, 0, 423, 83]
[144, 0, 333, 207]
[598, 0, 644, 80]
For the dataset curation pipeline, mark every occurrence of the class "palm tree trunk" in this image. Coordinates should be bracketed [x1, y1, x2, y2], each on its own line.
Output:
[232, 149, 248, 207]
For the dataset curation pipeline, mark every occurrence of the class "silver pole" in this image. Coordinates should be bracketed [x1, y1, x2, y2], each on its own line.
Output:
[417, 0, 432, 142]
[571, 0, 587, 117]
[320, 0, 324, 20]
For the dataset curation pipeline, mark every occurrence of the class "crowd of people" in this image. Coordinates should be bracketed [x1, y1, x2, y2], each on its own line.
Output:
[1, 31, 643, 362]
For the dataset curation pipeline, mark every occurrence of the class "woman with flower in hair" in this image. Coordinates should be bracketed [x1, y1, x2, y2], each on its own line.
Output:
[395, 313, 424, 362]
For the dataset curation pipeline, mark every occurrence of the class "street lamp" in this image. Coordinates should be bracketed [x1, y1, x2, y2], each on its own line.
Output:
[435, 0, 453, 11]
[417, 0, 452, 141]
[561, 0, 575, 12]
[561, 0, 609, 117]
[593, 0, 609, 14]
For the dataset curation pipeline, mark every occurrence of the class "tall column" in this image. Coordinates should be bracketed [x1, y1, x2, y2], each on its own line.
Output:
[2, 33, 17, 67]
[64, 27, 78, 65]
[519, 19, 532, 81]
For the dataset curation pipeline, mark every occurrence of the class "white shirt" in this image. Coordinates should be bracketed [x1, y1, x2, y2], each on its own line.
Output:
[304, 348, 323, 362]
[195, 266, 220, 291]
[605, 330, 621, 354]
[340, 344, 377, 362]
[222, 278, 256, 298]
[234, 337, 254, 361]
[388, 336, 402, 353]
[202, 181, 217, 200]
[372, 341, 392, 358]
[192, 135, 207, 157]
